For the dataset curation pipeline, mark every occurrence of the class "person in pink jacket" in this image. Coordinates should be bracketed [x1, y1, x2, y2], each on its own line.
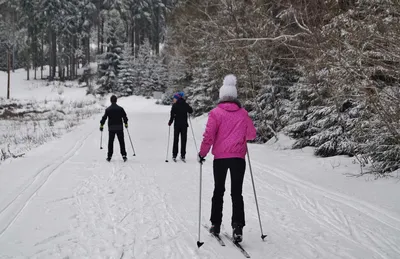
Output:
[198, 74, 257, 242]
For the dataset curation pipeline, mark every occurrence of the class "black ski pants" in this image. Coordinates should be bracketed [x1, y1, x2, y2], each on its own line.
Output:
[108, 130, 127, 158]
[172, 126, 188, 158]
[210, 158, 246, 227]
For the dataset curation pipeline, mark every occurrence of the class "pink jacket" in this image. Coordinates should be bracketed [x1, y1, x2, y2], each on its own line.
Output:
[199, 102, 257, 159]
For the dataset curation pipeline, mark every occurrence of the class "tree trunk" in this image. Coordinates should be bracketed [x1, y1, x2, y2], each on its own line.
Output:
[97, 24, 101, 54]
[85, 36, 90, 66]
[26, 38, 30, 80]
[52, 31, 57, 79]
[131, 22, 134, 55]
[72, 35, 77, 79]
[126, 22, 130, 44]
[12, 46, 15, 72]
[41, 34, 44, 79]
[33, 33, 37, 80]
[58, 63, 62, 80]
[7, 51, 11, 99]
[48, 29, 52, 79]
[49, 29, 57, 80]
[155, 5, 160, 55]
[101, 20, 104, 54]
[135, 20, 140, 57]
[32, 27, 38, 80]
[58, 40, 62, 80]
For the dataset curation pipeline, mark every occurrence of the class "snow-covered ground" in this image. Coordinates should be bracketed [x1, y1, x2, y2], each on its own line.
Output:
[0, 67, 103, 163]
[0, 64, 97, 101]
[0, 87, 400, 258]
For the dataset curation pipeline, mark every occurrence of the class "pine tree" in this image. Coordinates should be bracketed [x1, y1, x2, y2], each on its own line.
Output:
[167, 50, 188, 91]
[185, 65, 217, 116]
[96, 9, 124, 94]
[117, 45, 135, 96]
[133, 40, 167, 96]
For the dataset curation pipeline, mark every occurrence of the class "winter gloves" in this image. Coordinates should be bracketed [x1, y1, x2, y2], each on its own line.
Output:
[197, 153, 205, 164]
[168, 122, 172, 126]
[125, 123, 128, 128]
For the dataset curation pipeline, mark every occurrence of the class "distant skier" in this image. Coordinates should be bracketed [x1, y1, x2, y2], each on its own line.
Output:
[198, 75, 257, 242]
[168, 92, 193, 162]
[100, 95, 129, 162]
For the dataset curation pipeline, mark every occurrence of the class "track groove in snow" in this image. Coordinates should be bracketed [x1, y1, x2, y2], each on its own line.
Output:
[0, 131, 93, 238]
[253, 161, 400, 230]
[250, 161, 400, 259]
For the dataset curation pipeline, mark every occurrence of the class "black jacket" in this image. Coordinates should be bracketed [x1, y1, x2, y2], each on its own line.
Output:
[100, 103, 128, 131]
[169, 99, 193, 127]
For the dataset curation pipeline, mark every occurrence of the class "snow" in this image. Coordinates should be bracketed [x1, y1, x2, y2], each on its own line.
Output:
[0, 65, 97, 101]
[0, 67, 103, 163]
[1, 85, 400, 258]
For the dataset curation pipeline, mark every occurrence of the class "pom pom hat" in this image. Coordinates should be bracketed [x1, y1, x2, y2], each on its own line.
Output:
[219, 74, 237, 100]
[173, 93, 181, 100]
[173, 91, 185, 100]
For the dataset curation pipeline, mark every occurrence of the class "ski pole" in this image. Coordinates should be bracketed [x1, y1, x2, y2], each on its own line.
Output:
[165, 126, 171, 162]
[189, 115, 204, 247]
[197, 162, 204, 248]
[126, 129, 136, 156]
[246, 144, 267, 240]
[100, 131, 103, 149]
[188, 116, 198, 152]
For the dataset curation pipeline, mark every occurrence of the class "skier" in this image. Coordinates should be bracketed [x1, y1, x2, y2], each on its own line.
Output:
[198, 74, 257, 243]
[100, 95, 129, 162]
[168, 92, 193, 162]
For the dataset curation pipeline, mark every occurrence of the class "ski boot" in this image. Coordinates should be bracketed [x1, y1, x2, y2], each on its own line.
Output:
[123, 156, 127, 162]
[180, 156, 186, 163]
[210, 224, 220, 236]
[172, 156, 177, 162]
[106, 157, 111, 162]
[232, 223, 243, 243]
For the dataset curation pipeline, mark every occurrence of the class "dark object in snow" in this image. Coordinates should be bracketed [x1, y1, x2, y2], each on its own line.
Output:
[100, 96, 128, 132]
[100, 96, 128, 159]
[340, 100, 353, 113]
[168, 97, 193, 159]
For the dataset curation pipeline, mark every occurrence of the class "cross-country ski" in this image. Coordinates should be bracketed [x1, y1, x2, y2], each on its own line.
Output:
[203, 224, 225, 246]
[223, 232, 251, 258]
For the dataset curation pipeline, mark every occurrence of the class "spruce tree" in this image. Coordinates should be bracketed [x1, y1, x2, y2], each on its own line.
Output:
[96, 9, 124, 94]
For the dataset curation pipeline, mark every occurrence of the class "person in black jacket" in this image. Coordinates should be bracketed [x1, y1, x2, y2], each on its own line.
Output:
[168, 92, 193, 161]
[100, 95, 128, 161]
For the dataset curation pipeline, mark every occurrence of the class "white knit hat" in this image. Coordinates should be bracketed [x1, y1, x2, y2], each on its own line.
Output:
[219, 74, 237, 100]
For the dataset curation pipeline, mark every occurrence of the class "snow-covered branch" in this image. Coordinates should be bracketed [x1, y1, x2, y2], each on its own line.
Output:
[224, 33, 307, 43]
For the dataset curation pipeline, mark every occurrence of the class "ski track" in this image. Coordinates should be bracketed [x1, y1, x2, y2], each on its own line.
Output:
[249, 161, 400, 259]
[1, 98, 400, 259]
[35, 157, 221, 259]
[0, 131, 93, 238]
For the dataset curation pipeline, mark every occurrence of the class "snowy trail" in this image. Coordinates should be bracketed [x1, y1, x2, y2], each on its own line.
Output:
[0, 132, 93, 238]
[0, 96, 400, 259]
[245, 161, 400, 259]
